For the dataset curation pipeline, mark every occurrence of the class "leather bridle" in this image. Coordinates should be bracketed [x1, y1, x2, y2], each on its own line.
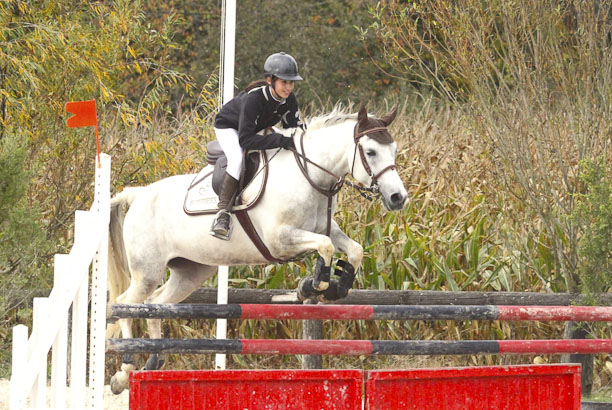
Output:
[289, 122, 397, 236]
[350, 123, 397, 193]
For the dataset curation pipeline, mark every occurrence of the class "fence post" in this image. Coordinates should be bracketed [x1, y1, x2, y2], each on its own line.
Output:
[302, 299, 323, 369]
[51, 255, 69, 408]
[562, 321, 593, 395]
[88, 153, 110, 409]
[70, 212, 90, 409]
[32, 298, 49, 408]
[10, 325, 28, 410]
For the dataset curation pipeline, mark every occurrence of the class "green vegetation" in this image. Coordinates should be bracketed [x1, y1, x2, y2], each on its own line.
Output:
[1, 0, 612, 397]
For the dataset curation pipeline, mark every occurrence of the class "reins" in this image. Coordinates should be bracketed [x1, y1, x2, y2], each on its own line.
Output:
[291, 130, 344, 236]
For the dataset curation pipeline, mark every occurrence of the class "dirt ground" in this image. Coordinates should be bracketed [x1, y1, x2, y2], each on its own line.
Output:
[0, 379, 129, 410]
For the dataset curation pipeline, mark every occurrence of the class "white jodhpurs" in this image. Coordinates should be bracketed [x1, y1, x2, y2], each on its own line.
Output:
[214, 127, 244, 180]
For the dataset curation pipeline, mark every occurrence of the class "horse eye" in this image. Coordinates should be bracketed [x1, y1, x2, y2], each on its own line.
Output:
[366, 150, 376, 157]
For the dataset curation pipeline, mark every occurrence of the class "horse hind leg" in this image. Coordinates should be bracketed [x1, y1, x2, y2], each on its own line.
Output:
[143, 258, 217, 371]
[110, 266, 166, 395]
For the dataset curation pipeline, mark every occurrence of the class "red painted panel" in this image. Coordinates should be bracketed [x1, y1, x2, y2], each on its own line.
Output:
[365, 364, 581, 410]
[130, 369, 363, 410]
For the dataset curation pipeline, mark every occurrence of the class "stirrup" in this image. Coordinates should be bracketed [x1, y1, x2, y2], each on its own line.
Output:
[209, 210, 233, 240]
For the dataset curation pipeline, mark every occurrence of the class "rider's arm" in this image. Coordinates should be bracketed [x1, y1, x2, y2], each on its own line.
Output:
[238, 92, 286, 150]
[280, 93, 303, 130]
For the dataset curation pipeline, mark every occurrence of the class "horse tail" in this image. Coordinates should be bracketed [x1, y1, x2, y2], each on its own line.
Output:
[106, 187, 143, 338]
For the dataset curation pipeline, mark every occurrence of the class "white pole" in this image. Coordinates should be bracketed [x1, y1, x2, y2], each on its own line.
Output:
[31, 298, 48, 409]
[10, 324, 28, 410]
[216, 0, 236, 371]
[88, 154, 110, 409]
[51, 255, 69, 409]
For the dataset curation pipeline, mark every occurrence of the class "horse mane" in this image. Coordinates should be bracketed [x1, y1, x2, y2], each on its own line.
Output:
[305, 105, 357, 132]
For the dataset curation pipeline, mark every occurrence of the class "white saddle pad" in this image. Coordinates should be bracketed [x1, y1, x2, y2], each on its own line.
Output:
[183, 166, 218, 214]
[183, 152, 268, 215]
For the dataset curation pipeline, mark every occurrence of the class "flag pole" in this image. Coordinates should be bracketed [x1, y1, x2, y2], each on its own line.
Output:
[95, 125, 101, 168]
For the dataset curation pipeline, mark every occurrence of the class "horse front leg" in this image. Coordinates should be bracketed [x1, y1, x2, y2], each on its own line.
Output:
[329, 220, 363, 269]
[276, 226, 336, 298]
[322, 221, 363, 300]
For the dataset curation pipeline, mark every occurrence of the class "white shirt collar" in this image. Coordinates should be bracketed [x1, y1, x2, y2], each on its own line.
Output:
[267, 85, 286, 104]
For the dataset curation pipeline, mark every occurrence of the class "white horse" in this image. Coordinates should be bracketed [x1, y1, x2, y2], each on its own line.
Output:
[106, 104, 407, 393]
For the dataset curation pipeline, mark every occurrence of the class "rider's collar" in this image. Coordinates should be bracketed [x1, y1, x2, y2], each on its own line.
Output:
[266, 85, 286, 104]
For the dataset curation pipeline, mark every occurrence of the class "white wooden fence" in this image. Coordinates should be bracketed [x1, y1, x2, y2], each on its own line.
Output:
[10, 154, 111, 410]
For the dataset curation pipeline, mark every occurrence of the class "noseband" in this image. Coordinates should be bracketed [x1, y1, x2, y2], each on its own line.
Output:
[351, 123, 397, 193]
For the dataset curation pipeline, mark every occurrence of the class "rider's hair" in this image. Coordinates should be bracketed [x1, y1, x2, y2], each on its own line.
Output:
[244, 79, 268, 92]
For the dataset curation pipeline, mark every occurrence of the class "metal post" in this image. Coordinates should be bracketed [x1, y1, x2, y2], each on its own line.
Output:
[215, 0, 236, 371]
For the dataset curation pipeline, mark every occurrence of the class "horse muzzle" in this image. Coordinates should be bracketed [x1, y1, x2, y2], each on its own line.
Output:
[382, 191, 408, 211]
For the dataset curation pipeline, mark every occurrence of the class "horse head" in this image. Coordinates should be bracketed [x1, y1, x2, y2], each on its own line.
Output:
[351, 104, 408, 211]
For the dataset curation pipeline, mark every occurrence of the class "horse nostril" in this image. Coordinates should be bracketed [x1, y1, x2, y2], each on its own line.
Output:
[390, 193, 404, 205]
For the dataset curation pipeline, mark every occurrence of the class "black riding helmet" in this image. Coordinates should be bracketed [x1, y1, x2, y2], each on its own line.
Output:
[263, 52, 303, 81]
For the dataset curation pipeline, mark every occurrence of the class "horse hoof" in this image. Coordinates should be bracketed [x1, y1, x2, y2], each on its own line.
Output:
[319, 279, 349, 302]
[144, 354, 165, 371]
[110, 373, 128, 395]
[297, 277, 321, 301]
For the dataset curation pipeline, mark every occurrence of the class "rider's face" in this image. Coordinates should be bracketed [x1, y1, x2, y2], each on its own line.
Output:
[267, 77, 294, 99]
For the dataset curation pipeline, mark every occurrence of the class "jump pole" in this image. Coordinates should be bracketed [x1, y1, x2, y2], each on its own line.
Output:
[107, 338, 612, 356]
[109, 303, 612, 322]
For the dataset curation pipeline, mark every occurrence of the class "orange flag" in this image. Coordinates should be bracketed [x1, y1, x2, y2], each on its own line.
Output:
[66, 100, 97, 127]
[65, 99, 100, 165]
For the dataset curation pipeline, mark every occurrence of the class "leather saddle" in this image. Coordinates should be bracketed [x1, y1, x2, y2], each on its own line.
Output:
[205, 140, 261, 196]
[183, 141, 268, 215]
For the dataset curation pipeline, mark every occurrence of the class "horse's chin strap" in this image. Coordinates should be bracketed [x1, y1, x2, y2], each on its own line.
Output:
[349, 123, 397, 200]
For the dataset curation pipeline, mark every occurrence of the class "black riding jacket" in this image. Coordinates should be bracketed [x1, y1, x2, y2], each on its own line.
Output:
[214, 85, 302, 150]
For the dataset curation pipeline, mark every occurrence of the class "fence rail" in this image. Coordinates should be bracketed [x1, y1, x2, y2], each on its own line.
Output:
[106, 338, 612, 356]
[109, 303, 612, 322]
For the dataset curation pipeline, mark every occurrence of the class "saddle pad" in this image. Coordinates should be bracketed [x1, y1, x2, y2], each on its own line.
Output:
[183, 165, 218, 214]
[183, 153, 268, 215]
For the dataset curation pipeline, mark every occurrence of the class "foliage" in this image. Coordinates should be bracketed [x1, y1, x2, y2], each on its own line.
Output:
[139, 0, 397, 104]
[364, 0, 612, 292]
[4, 0, 612, 395]
[0, 0, 214, 376]
[574, 157, 612, 297]
[0, 0, 208, 257]
[0, 132, 52, 377]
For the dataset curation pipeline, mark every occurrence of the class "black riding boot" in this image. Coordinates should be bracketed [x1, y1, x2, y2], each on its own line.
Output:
[210, 173, 239, 240]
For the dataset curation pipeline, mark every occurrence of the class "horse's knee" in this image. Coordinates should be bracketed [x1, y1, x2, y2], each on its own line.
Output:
[347, 242, 363, 268]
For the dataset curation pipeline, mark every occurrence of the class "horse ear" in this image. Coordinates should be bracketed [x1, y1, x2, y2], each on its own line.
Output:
[381, 104, 399, 126]
[357, 103, 368, 126]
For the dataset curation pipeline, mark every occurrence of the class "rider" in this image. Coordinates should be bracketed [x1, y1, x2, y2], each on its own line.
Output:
[210, 51, 304, 240]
